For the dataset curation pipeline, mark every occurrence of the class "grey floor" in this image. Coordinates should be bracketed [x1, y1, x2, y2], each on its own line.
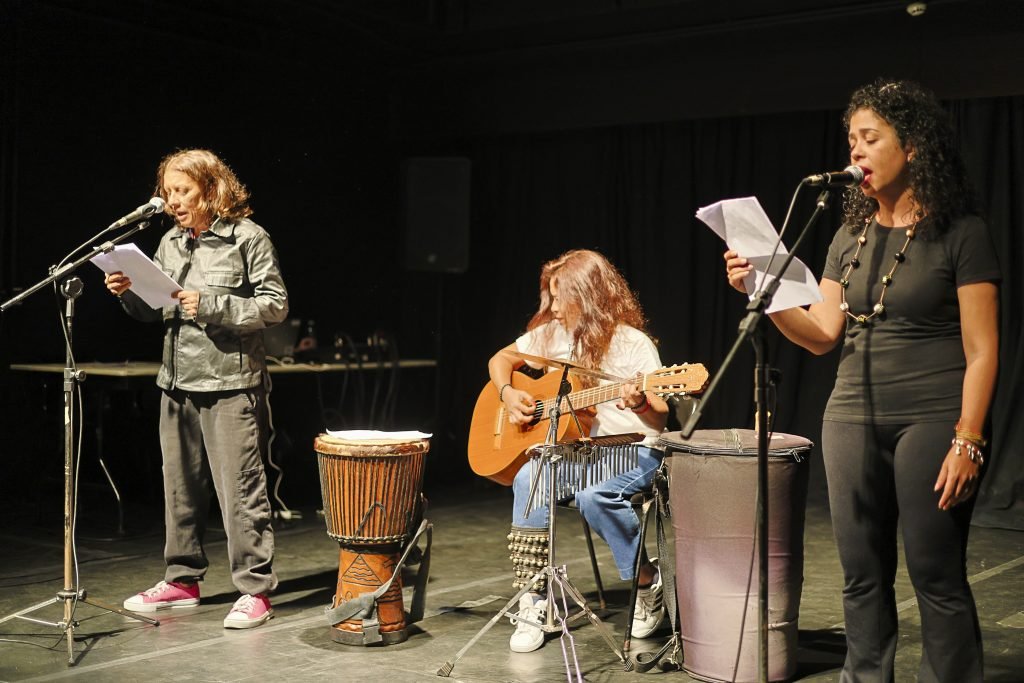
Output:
[1, 480, 1022, 683]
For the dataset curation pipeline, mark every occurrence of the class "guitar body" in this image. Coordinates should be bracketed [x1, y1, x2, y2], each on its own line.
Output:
[467, 361, 707, 486]
[467, 372, 589, 486]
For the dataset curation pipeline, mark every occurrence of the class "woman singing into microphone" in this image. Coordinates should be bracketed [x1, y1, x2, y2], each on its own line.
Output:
[726, 79, 999, 681]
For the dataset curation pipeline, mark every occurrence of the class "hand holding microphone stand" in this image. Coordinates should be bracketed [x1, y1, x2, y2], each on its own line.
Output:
[0, 198, 165, 665]
[681, 168, 858, 683]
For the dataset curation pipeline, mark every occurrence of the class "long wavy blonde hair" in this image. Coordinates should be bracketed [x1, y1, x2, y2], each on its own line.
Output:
[527, 249, 647, 384]
[155, 149, 253, 225]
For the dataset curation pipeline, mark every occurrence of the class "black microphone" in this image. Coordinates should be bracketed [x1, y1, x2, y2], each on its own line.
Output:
[108, 197, 166, 230]
[803, 165, 865, 187]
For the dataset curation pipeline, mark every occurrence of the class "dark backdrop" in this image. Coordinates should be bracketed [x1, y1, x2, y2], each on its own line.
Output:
[1, 1, 1020, 529]
[408, 100, 1024, 529]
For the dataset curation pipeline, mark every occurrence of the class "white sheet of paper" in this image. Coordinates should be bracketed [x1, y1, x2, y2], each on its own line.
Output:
[696, 197, 822, 313]
[90, 243, 181, 309]
[326, 429, 432, 441]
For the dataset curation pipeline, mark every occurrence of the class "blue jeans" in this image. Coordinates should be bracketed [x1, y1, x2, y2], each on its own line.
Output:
[512, 446, 662, 581]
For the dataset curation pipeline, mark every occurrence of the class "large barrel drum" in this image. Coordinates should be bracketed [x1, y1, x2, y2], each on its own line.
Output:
[662, 428, 811, 682]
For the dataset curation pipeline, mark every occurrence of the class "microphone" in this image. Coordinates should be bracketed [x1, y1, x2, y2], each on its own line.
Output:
[108, 197, 166, 230]
[803, 165, 865, 187]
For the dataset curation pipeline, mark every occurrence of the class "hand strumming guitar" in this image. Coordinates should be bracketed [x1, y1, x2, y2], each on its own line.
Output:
[502, 387, 536, 424]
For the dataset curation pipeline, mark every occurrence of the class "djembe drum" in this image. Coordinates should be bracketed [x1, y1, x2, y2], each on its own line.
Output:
[314, 434, 429, 645]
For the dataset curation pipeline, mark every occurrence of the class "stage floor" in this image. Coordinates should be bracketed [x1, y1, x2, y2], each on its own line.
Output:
[1, 482, 1022, 682]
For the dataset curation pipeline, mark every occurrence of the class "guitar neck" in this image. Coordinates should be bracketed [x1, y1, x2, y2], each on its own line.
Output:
[538, 381, 630, 417]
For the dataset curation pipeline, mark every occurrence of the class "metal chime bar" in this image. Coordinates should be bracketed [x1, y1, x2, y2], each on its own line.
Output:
[524, 436, 642, 516]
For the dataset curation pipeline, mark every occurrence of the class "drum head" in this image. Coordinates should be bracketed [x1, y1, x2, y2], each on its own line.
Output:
[659, 428, 812, 457]
[314, 434, 430, 457]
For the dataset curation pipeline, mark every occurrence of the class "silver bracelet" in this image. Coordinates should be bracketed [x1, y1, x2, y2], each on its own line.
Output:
[952, 437, 985, 467]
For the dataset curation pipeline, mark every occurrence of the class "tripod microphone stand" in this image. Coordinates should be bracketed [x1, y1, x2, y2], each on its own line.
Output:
[0, 222, 160, 665]
[438, 363, 624, 679]
[681, 187, 833, 683]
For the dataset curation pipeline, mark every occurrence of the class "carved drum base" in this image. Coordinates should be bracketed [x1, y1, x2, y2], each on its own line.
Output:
[331, 546, 407, 645]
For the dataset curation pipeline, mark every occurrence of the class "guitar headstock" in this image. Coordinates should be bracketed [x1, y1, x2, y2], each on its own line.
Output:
[644, 363, 710, 396]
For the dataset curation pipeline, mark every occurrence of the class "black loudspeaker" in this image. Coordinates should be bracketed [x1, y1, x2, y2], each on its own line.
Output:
[402, 157, 471, 273]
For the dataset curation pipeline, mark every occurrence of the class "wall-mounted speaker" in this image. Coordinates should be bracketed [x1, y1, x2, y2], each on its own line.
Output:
[401, 157, 471, 273]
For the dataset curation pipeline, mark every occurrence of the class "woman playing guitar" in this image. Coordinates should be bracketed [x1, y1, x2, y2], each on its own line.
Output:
[487, 249, 669, 653]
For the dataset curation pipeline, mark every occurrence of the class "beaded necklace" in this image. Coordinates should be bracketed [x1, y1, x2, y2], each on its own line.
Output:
[838, 217, 917, 325]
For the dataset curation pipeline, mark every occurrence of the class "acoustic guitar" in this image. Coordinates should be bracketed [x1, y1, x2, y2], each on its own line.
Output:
[467, 363, 708, 485]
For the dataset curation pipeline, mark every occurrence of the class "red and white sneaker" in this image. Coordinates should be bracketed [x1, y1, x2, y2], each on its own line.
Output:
[123, 580, 200, 612]
[223, 594, 273, 629]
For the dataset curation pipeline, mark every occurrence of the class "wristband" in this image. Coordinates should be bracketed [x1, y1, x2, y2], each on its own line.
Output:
[499, 383, 512, 403]
[631, 392, 650, 414]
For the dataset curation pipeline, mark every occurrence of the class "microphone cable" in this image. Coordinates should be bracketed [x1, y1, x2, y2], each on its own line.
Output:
[383, 331, 401, 428]
[367, 332, 383, 428]
[263, 368, 299, 520]
[49, 278, 86, 634]
[328, 333, 353, 429]
[372, 330, 401, 429]
[338, 331, 364, 426]
[730, 172, 805, 680]
[751, 179, 805, 297]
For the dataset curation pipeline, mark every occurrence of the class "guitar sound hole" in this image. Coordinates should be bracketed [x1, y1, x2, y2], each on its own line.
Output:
[529, 401, 543, 425]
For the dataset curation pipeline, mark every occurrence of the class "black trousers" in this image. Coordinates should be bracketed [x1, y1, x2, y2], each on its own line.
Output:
[821, 420, 983, 683]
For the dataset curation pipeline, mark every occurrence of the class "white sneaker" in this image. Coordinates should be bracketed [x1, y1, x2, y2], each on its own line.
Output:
[509, 594, 550, 653]
[631, 569, 665, 638]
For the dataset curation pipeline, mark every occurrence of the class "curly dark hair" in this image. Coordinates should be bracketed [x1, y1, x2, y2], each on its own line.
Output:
[841, 79, 978, 235]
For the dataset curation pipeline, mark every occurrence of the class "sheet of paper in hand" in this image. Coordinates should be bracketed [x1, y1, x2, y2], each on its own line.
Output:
[91, 243, 181, 309]
[696, 196, 822, 314]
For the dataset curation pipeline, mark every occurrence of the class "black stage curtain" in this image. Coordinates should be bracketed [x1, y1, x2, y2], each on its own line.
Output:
[426, 95, 1022, 529]
[960, 97, 1024, 529]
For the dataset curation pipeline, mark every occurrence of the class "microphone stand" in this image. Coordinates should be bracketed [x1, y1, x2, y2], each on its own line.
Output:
[0, 220, 160, 666]
[438, 362, 624, 678]
[681, 187, 833, 683]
